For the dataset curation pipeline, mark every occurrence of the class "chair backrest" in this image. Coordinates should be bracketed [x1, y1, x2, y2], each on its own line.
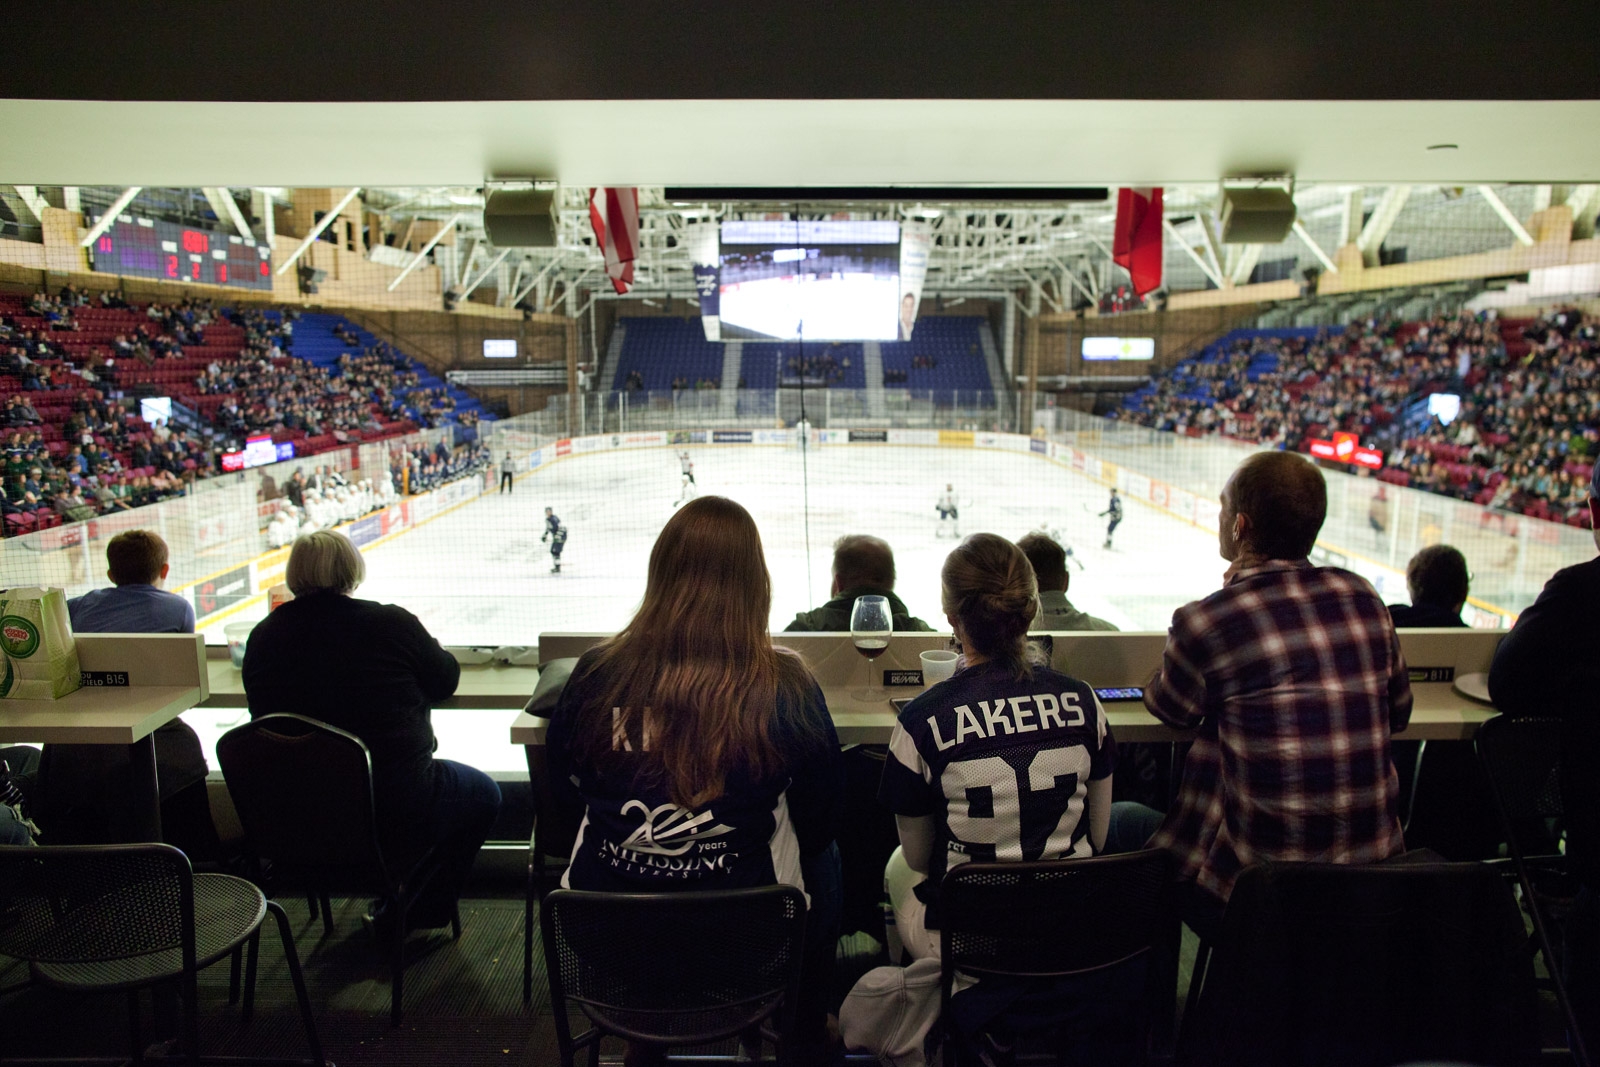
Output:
[1476, 713, 1564, 822]
[216, 713, 388, 877]
[939, 850, 1173, 980]
[541, 886, 805, 1043]
[1191, 858, 1538, 1067]
[0, 843, 193, 966]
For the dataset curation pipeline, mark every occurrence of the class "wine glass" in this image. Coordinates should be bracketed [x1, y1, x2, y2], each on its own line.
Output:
[850, 594, 892, 701]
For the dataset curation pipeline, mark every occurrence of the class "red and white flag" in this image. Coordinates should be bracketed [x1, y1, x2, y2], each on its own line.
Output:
[1112, 186, 1164, 298]
[589, 187, 640, 294]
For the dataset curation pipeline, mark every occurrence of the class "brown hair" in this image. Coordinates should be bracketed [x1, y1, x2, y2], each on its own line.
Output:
[941, 533, 1039, 678]
[1015, 532, 1068, 592]
[105, 529, 168, 585]
[572, 496, 816, 809]
[832, 534, 896, 591]
[1230, 451, 1327, 560]
[1406, 544, 1469, 607]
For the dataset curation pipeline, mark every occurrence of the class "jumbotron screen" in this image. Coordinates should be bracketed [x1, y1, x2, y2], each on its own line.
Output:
[718, 220, 901, 341]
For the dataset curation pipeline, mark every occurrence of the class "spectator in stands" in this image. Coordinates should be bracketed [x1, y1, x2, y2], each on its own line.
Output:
[244, 530, 500, 939]
[285, 469, 306, 507]
[784, 534, 934, 632]
[1140, 451, 1412, 938]
[1017, 532, 1117, 632]
[1488, 461, 1600, 1048]
[35, 530, 213, 855]
[546, 496, 843, 1054]
[1388, 544, 1471, 627]
[878, 533, 1114, 964]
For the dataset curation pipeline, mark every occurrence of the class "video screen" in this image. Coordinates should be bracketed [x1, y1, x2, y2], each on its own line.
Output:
[221, 435, 294, 473]
[483, 338, 517, 358]
[718, 220, 901, 341]
[140, 397, 172, 423]
[1428, 392, 1461, 426]
[1082, 336, 1156, 361]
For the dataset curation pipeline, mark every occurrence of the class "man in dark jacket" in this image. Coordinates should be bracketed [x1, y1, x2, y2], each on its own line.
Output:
[1489, 464, 1600, 1047]
[784, 534, 933, 632]
[1388, 544, 1470, 627]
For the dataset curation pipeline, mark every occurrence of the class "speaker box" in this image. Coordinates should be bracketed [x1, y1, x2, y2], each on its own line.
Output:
[1218, 187, 1297, 244]
[483, 187, 557, 247]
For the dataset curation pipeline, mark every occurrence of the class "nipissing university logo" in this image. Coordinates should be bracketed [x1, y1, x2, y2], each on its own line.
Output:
[618, 800, 734, 856]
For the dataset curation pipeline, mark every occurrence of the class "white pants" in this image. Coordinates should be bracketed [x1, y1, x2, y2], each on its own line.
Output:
[885, 845, 941, 962]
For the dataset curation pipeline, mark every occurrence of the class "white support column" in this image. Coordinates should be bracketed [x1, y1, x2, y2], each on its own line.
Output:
[62, 187, 81, 212]
[1292, 220, 1340, 274]
[512, 251, 565, 307]
[1477, 185, 1535, 246]
[1567, 185, 1600, 239]
[1338, 187, 1365, 246]
[1194, 212, 1229, 287]
[276, 186, 361, 274]
[1357, 185, 1411, 266]
[458, 248, 511, 301]
[79, 186, 143, 247]
[10, 186, 47, 222]
[252, 189, 276, 245]
[1162, 217, 1224, 289]
[1228, 244, 1263, 285]
[387, 212, 459, 291]
[505, 259, 526, 308]
[203, 188, 254, 241]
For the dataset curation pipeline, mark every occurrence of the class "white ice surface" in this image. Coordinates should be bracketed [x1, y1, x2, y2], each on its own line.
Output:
[210, 444, 1228, 646]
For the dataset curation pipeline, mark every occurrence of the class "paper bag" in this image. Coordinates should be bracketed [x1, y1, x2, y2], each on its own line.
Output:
[0, 587, 82, 700]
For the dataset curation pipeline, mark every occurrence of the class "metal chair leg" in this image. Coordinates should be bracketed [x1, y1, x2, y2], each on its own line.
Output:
[242, 927, 261, 1022]
[1178, 938, 1212, 1060]
[523, 888, 535, 1006]
[319, 892, 334, 938]
[127, 988, 143, 1064]
[391, 901, 406, 1027]
[451, 904, 462, 940]
[268, 899, 328, 1067]
[228, 945, 242, 1005]
[182, 969, 201, 1067]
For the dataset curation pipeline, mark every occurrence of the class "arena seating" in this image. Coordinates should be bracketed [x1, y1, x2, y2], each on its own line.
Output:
[1119, 311, 1596, 523]
[612, 317, 726, 391]
[880, 317, 994, 401]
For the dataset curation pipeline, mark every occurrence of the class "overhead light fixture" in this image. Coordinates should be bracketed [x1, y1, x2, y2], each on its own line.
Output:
[447, 193, 483, 205]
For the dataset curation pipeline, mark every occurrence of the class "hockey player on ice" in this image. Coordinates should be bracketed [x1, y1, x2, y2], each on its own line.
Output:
[935, 484, 960, 538]
[678, 450, 695, 485]
[548, 522, 568, 574]
[674, 474, 698, 508]
[1098, 487, 1123, 549]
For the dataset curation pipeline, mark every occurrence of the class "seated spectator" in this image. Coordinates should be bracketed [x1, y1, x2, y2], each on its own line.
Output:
[1388, 544, 1470, 627]
[243, 531, 500, 938]
[547, 496, 843, 1054]
[34, 531, 213, 854]
[1017, 532, 1117, 632]
[1140, 451, 1411, 938]
[879, 533, 1116, 962]
[785, 534, 934, 631]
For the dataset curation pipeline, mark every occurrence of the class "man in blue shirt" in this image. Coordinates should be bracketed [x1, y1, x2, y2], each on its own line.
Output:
[68, 529, 195, 633]
[39, 530, 210, 850]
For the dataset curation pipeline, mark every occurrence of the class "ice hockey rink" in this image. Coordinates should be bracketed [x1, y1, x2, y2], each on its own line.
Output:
[211, 442, 1235, 648]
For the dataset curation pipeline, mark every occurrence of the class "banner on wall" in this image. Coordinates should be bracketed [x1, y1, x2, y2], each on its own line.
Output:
[687, 222, 721, 340]
[712, 430, 752, 443]
[898, 220, 933, 341]
[1307, 431, 1384, 470]
[193, 564, 251, 620]
[849, 430, 888, 443]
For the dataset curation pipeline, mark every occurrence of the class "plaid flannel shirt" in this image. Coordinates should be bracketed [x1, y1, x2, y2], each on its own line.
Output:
[1145, 559, 1412, 902]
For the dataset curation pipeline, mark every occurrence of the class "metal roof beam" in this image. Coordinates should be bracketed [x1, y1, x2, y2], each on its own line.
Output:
[1477, 185, 1534, 246]
[1356, 185, 1410, 265]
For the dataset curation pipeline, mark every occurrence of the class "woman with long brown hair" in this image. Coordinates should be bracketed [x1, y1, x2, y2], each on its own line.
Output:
[545, 495, 844, 1044]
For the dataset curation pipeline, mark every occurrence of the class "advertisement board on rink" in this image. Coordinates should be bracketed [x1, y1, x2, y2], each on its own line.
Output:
[752, 429, 791, 445]
[888, 429, 939, 446]
[938, 430, 974, 448]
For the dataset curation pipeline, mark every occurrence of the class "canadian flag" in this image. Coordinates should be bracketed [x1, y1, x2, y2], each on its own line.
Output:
[589, 187, 640, 294]
[1112, 187, 1164, 298]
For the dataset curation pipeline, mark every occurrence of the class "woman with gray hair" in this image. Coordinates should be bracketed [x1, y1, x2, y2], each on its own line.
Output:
[243, 530, 500, 939]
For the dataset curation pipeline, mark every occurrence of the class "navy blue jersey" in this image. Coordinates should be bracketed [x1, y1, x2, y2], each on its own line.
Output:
[879, 660, 1115, 916]
[544, 513, 561, 539]
[546, 649, 844, 902]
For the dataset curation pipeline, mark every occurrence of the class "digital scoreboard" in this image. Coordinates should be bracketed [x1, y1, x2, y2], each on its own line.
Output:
[87, 214, 274, 291]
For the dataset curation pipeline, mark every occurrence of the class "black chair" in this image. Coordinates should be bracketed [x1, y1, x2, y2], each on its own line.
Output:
[1476, 713, 1593, 1067]
[521, 657, 582, 1005]
[541, 885, 807, 1066]
[938, 850, 1175, 1066]
[0, 842, 325, 1067]
[216, 713, 459, 1027]
[1184, 857, 1539, 1067]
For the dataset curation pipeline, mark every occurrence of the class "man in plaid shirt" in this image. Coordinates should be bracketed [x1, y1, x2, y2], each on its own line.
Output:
[1144, 451, 1412, 935]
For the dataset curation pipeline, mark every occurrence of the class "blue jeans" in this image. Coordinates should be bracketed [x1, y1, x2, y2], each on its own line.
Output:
[412, 759, 501, 924]
[0, 804, 31, 845]
[1105, 800, 1165, 855]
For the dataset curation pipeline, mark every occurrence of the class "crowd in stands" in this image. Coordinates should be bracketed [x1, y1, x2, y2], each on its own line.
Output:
[622, 369, 645, 392]
[391, 438, 491, 495]
[1119, 309, 1600, 525]
[784, 350, 848, 382]
[669, 374, 720, 391]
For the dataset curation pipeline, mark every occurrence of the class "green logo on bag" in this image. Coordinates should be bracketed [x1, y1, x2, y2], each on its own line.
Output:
[0, 616, 39, 659]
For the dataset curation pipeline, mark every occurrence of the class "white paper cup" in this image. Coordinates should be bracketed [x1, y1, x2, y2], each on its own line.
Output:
[920, 649, 959, 688]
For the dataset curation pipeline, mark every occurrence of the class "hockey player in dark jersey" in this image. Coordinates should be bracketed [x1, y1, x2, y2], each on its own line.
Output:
[1099, 487, 1123, 548]
[879, 533, 1115, 962]
[541, 507, 565, 572]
